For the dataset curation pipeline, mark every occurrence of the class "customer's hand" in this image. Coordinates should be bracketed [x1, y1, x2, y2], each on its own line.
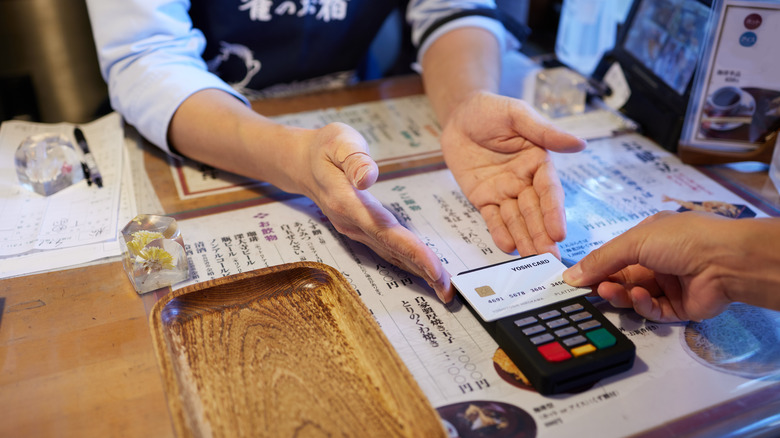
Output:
[441, 91, 586, 258]
[562, 211, 756, 322]
[295, 122, 453, 303]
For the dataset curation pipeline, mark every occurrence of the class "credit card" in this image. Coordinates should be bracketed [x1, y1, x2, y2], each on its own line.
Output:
[451, 254, 591, 322]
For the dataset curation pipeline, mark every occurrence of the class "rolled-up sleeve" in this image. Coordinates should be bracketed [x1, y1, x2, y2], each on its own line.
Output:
[406, 0, 520, 68]
[85, 0, 248, 153]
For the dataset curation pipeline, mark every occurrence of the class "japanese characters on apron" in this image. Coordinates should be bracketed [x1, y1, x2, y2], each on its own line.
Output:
[191, 0, 398, 98]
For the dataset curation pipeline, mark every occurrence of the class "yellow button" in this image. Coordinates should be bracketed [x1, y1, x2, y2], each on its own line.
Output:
[571, 343, 597, 357]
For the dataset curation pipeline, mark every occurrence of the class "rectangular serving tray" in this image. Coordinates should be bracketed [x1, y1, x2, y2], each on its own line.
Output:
[149, 261, 446, 437]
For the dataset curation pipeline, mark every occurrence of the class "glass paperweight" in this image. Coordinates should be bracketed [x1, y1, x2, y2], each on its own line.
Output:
[15, 133, 85, 196]
[533, 67, 587, 118]
[120, 214, 190, 294]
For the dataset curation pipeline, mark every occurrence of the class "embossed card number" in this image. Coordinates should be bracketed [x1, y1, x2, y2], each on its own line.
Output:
[452, 254, 591, 322]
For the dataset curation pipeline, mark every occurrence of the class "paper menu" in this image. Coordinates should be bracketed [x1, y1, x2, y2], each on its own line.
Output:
[171, 133, 777, 437]
[0, 113, 124, 263]
[169, 95, 444, 199]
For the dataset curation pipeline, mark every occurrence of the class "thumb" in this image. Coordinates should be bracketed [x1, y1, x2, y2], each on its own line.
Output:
[323, 124, 378, 190]
[510, 102, 587, 153]
[338, 151, 378, 190]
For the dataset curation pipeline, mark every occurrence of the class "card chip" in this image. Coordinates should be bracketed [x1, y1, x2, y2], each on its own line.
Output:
[475, 285, 496, 297]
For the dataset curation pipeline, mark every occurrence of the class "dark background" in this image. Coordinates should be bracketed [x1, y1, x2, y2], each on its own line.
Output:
[0, 0, 563, 124]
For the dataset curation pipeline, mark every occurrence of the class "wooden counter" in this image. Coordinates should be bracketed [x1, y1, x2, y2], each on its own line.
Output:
[0, 75, 427, 438]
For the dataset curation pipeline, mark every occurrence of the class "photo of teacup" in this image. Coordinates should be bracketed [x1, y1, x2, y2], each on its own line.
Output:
[709, 85, 743, 115]
[701, 85, 756, 132]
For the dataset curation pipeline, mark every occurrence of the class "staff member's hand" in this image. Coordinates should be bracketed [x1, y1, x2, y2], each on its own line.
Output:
[441, 91, 586, 258]
[562, 211, 780, 322]
[169, 90, 453, 304]
[297, 122, 453, 303]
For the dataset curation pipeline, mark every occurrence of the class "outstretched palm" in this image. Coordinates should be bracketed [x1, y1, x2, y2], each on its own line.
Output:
[441, 91, 586, 257]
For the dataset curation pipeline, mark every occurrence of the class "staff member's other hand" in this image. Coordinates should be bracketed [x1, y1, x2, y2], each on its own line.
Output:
[441, 91, 586, 258]
[562, 211, 780, 322]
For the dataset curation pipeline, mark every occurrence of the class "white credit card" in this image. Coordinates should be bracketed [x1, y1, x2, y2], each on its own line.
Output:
[451, 254, 591, 322]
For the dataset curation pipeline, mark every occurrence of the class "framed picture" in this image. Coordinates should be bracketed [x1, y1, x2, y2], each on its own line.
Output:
[680, 0, 780, 154]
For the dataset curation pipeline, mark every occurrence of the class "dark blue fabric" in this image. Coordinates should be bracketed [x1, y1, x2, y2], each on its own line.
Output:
[189, 0, 401, 90]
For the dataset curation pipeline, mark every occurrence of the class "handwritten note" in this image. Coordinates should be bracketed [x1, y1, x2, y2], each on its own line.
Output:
[0, 113, 125, 273]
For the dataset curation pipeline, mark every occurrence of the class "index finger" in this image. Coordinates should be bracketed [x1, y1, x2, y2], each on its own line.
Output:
[562, 226, 650, 287]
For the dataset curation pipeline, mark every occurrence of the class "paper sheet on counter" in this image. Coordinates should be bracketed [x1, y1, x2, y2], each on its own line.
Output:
[167, 94, 638, 200]
[0, 113, 129, 278]
[169, 95, 444, 199]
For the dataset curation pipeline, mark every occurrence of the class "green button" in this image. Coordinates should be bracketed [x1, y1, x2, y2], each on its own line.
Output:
[586, 328, 616, 348]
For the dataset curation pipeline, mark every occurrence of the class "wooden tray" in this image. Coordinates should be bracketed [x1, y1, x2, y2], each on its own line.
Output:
[149, 261, 446, 437]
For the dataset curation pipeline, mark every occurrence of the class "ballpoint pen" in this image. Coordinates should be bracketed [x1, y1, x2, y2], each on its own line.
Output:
[74, 127, 103, 188]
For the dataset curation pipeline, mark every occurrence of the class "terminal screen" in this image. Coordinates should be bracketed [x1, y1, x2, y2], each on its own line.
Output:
[623, 0, 710, 95]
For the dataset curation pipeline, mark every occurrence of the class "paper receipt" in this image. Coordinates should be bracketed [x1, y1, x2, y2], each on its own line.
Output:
[452, 254, 591, 322]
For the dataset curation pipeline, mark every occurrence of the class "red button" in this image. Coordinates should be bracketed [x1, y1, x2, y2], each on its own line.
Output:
[538, 342, 572, 362]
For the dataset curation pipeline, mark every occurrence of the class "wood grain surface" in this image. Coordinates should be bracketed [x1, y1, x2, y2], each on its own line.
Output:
[150, 262, 446, 438]
[0, 262, 174, 437]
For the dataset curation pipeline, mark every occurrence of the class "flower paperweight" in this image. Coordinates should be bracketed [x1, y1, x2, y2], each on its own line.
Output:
[120, 214, 190, 294]
[15, 133, 85, 196]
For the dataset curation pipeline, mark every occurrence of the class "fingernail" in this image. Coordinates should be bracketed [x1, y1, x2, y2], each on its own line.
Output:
[424, 278, 444, 301]
[353, 165, 368, 187]
[562, 264, 582, 285]
[425, 264, 441, 282]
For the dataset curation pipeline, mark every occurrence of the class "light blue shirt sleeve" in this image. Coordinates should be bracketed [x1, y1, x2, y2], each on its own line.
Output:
[85, 0, 248, 154]
[85, 0, 516, 155]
